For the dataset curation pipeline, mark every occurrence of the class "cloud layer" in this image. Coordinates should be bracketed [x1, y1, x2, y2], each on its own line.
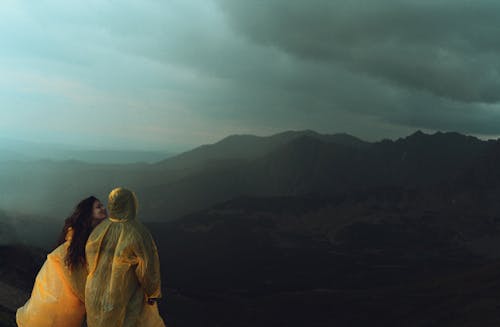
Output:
[1, 0, 499, 149]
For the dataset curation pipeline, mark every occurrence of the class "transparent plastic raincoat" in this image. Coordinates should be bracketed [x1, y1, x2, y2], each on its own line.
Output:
[85, 188, 165, 327]
[16, 230, 87, 327]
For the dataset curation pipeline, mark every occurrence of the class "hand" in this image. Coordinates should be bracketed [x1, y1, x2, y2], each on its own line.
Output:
[147, 298, 159, 305]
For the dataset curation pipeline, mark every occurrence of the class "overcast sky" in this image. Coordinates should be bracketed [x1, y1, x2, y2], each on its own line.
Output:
[1, 0, 499, 151]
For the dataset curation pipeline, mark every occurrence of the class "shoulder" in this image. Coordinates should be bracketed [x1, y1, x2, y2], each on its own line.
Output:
[65, 227, 74, 241]
[121, 220, 154, 244]
[47, 242, 68, 262]
[88, 219, 111, 240]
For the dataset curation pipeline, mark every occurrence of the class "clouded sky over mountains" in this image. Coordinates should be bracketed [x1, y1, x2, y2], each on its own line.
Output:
[1, 0, 499, 150]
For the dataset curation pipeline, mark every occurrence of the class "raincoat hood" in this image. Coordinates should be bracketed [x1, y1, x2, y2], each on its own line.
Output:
[107, 187, 138, 222]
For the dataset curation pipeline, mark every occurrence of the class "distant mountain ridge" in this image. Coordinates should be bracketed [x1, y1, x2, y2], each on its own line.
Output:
[0, 130, 499, 222]
[155, 130, 368, 169]
[137, 130, 500, 219]
[0, 138, 174, 164]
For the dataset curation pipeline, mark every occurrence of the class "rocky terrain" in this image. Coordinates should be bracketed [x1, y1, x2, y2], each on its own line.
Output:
[3, 130, 500, 326]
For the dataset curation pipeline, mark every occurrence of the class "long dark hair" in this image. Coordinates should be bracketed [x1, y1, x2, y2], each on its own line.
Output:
[56, 196, 98, 270]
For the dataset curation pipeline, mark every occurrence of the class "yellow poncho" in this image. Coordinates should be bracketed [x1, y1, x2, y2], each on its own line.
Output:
[85, 187, 165, 327]
[16, 230, 87, 327]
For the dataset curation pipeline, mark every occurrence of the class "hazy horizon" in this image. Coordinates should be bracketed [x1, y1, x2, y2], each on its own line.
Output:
[1, 128, 500, 168]
[2, 128, 499, 154]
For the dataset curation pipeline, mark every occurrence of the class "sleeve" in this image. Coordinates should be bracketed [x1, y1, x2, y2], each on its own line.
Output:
[16, 247, 85, 327]
[133, 227, 162, 300]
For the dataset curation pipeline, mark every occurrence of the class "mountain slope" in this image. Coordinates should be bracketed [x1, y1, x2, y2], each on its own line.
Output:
[138, 131, 496, 220]
[155, 130, 368, 170]
[0, 130, 498, 222]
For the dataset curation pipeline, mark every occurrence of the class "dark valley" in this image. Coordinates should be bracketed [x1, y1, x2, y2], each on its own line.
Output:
[2, 130, 500, 326]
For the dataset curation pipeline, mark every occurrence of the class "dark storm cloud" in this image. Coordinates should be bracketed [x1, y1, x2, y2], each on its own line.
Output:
[215, 0, 500, 103]
[205, 0, 500, 136]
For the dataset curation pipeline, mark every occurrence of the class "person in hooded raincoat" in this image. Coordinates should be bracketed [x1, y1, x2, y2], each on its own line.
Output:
[85, 187, 165, 327]
[16, 196, 108, 327]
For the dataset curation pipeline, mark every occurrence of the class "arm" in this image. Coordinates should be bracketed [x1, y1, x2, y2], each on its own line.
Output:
[133, 226, 162, 302]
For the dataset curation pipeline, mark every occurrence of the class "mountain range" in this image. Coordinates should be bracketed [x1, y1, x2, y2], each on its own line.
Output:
[133, 130, 500, 220]
[2, 130, 500, 224]
[2, 130, 500, 326]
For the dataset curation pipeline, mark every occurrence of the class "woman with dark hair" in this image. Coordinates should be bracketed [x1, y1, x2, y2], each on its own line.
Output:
[16, 196, 107, 327]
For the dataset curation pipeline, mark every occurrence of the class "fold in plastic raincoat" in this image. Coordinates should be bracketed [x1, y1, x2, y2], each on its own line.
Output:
[16, 229, 87, 327]
[85, 187, 165, 327]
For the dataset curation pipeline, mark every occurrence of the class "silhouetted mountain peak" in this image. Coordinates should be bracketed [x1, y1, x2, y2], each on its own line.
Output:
[216, 134, 260, 144]
[399, 130, 429, 143]
[394, 131, 482, 150]
[270, 130, 367, 147]
[156, 130, 367, 169]
[269, 129, 319, 139]
[412, 130, 426, 137]
[404, 130, 478, 142]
